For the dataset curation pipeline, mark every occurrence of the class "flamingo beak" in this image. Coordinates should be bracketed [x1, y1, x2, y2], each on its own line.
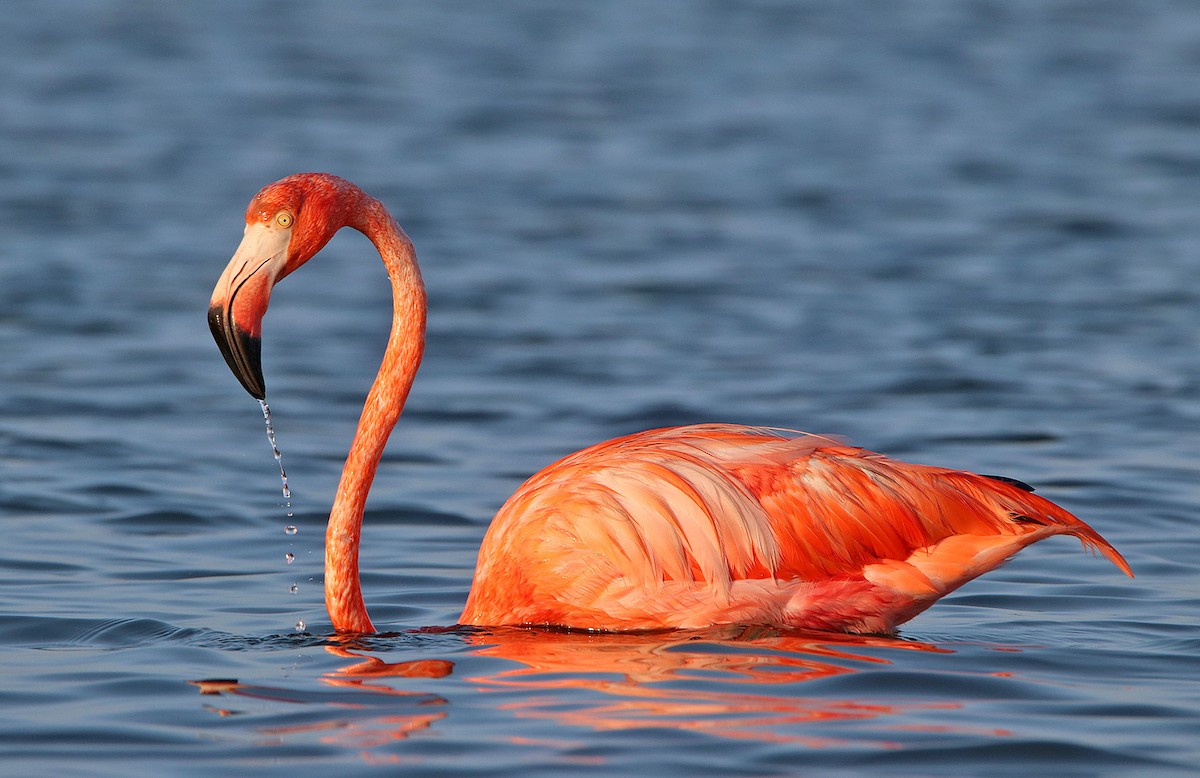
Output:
[208, 222, 293, 400]
[208, 303, 265, 400]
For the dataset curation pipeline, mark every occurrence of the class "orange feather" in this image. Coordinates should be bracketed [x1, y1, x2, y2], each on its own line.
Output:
[461, 425, 1130, 633]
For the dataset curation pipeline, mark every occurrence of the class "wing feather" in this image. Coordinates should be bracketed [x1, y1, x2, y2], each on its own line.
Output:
[460, 423, 1129, 630]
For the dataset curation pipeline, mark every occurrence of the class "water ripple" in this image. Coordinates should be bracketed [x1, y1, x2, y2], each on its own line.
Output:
[2, 1, 1198, 775]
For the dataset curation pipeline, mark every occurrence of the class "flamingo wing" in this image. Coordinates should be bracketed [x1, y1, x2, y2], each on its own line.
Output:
[460, 424, 1129, 633]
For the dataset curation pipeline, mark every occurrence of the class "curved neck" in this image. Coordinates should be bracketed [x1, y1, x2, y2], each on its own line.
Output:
[325, 198, 426, 633]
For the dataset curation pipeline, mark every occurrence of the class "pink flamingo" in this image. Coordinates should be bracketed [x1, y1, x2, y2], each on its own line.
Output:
[209, 173, 1131, 634]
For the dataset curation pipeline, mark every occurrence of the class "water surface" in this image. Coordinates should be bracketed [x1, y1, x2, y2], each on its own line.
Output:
[2, 2, 1198, 775]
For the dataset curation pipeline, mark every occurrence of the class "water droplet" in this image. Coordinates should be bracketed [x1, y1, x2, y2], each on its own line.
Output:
[285, 552, 295, 564]
[284, 525, 298, 536]
[260, 400, 293, 514]
[295, 619, 306, 632]
[289, 583, 299, 595]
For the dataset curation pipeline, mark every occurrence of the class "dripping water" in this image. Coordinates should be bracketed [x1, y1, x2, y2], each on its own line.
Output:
[260, 400, 303, 621]
[259, 399, 293, 518]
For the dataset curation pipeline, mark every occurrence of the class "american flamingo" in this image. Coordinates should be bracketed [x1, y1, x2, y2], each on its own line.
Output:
[208, 173, 1131, 635]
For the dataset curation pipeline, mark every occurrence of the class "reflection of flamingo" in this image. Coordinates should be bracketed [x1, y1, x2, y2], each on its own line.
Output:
[191, 653, 450, 748]
[196, 629, 992, 750]
[209, 173, 1132, 635]
[462, 627, 972, 746]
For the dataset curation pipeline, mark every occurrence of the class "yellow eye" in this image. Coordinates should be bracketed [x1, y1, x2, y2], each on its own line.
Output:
[275, 212, 294, 228]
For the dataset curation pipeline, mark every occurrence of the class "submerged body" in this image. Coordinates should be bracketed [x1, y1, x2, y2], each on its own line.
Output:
[209, 173, 1131, 635]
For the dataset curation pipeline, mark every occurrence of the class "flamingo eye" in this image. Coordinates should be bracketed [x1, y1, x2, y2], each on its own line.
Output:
[275, 212, 294, 228]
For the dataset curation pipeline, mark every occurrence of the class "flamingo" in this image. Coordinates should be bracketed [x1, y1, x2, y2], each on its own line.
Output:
[208, 173, 1132, 635]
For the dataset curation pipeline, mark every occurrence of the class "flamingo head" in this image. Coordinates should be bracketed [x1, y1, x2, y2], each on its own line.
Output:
[208, 173, 366, 399]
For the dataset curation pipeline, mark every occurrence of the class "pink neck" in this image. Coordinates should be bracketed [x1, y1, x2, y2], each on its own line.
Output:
[324, 197, 426, 633]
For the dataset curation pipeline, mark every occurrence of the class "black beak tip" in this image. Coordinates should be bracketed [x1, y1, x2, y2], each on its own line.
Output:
[208, 305, 267, 400]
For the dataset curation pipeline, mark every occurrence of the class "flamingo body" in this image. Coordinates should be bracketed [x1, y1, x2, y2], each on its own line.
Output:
[462, 423, 1128, 633]
[209, 173, 1131, 635]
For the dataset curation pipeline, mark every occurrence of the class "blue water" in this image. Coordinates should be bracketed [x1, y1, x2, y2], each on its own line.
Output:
[2, 2, 1198, 775]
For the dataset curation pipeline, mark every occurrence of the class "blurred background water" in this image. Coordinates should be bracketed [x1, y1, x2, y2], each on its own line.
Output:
[1, 1, 1198, 775]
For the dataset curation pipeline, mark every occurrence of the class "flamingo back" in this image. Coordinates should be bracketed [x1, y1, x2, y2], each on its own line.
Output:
[459, 424, 1128, 633]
